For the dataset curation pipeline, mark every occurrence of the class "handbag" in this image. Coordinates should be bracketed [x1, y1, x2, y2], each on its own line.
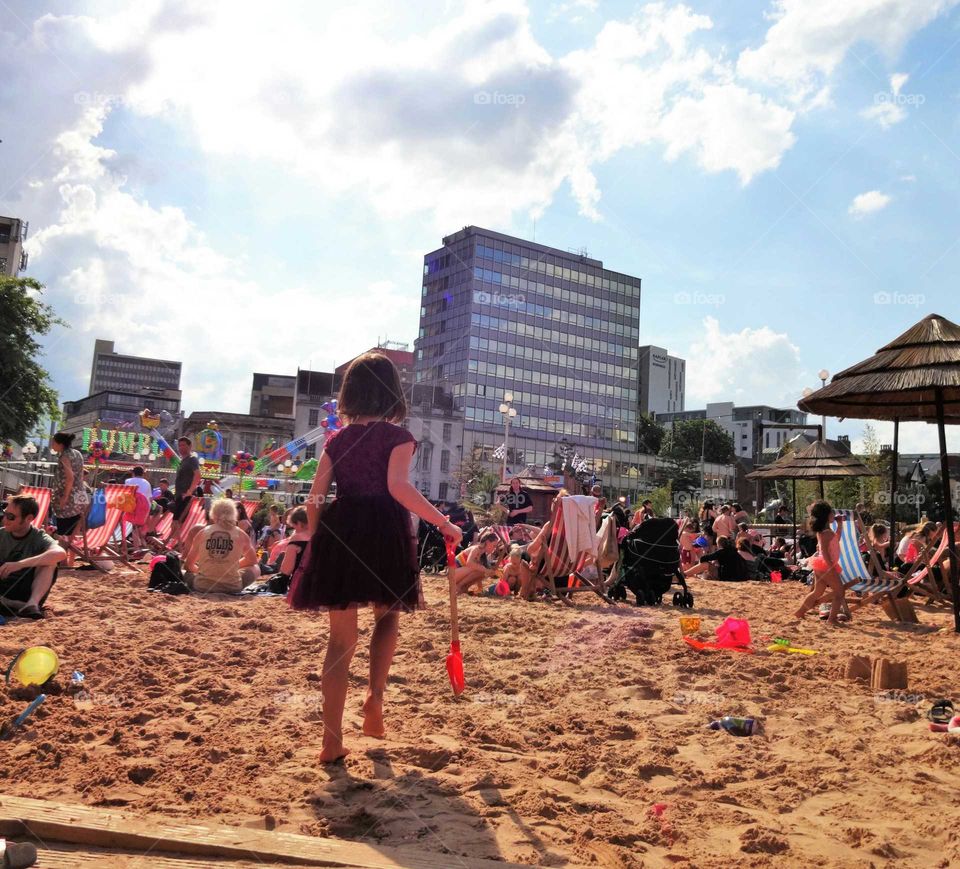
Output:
[86, 489, 107, 529]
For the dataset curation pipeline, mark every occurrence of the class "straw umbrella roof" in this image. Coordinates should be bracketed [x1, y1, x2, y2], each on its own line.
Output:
[797, 313, 960, 421]
[745, 438, 877, 481]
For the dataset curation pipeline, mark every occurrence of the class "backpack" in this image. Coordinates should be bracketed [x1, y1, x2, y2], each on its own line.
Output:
[86, 489, 107, 529]
[148, 554, 190, 595]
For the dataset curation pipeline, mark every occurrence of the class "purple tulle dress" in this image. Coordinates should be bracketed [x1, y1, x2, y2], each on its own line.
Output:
[287, 421, 422, 613]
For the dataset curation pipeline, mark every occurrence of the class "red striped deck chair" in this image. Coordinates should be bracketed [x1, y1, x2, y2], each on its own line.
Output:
[67, 484, 139, 573]
[163, 496, 208, 554]
[17, 486, 52, 529]
[241, 500, 261, 521]
[903, 522, 957, 606]
[533, 498, 613, 605]
[152, 511, 174, 542]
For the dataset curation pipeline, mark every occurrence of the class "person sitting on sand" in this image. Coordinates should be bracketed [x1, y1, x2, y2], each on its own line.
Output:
[712, 504, 738, 541]
[454, 530, 501, 594]
[500, 544, 534, 597]
[683, 535, 751, 582]
[183, 498, 260, 593]
[794, 500, 846, 625]
[276, 507, 311, 584]
[0, 494, 68, 619]
[679, 519, 701, 568]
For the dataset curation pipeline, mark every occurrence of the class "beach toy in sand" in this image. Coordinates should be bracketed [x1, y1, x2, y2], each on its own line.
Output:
[928, 714, 960, 733]
[4, 647, 59, 687]
[770, 570, 783, 583]
[679, 616, 701, 636]
[767, 641, 818, 655]
[715, 617, 751, 648]
[707, 716, 759, 736]
[444, 541, 465, 696]
[1, 694, 46, 741]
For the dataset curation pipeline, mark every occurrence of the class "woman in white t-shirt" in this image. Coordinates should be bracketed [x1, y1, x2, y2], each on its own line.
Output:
[184, 498, 260, 593]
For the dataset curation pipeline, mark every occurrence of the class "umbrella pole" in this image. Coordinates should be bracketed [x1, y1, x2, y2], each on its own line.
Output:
[792, 478, 797, 552]
[934, 390, 959, 633]
[890, 419, 899, 548]
[818, 477, 824, 500]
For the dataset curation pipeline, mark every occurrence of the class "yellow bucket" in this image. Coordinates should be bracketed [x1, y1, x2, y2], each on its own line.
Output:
[6, 646, 60, 686]
[679, 616, 702, 636]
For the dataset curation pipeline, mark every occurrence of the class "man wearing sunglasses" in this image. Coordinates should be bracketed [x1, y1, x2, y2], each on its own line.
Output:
[0, 494, 66, 620]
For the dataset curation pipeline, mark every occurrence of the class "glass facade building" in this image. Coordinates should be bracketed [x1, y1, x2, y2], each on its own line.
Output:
[89, 339, 182, 394]
[415, 226, 645, 490]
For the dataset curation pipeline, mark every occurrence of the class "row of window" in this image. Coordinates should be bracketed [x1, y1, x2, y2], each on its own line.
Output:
[465, 407, 635, 443]
[414, 443, 452, 473]
[468, 389, 638, 425]
[475, 244, 639, 298]
[472, 303, 637, 340]
[468, 341, 636, 381]
[458, 380, 638, 408]
[472, 268, 639, 319]
[470, 316, 636, 358]
[456, 367, 637, 402]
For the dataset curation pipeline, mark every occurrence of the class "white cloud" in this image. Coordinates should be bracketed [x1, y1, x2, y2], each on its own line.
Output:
[737, 0, 959, 103]
[861, 71, 913, 128]
[682, 317, 805, 407]
[848, 189, 892, 217]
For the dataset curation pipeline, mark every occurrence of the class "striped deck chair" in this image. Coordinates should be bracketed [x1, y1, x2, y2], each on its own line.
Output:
[241, 500, 262, 521]
[902, 523, 957, 606]
[534, 497, 614, 605]
[162, 496, 208, 554]
[16, 486, 52, 529]
[66, 484, 139, 573]
[151, 511, 174, 543]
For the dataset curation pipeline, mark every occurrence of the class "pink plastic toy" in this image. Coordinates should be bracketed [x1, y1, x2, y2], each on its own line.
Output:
[715, 617, 751, 648]
[770, 571, 782, 583]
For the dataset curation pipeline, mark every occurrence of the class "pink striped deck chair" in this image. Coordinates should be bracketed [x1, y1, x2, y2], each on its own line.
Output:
[66, 483, 139, 573]
[152, 511, 174, 542]
[903, 522, 957, 606]
[16, 486, 52, 529]
[241, 500, 261, 521]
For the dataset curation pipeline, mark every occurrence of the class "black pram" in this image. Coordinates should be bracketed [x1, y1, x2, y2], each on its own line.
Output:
[611, 517, 693, 607]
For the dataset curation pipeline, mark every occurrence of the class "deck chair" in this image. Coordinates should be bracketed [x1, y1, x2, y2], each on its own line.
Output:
[902, 523, 957, 606]
[65, 484, 140, 573]
[532, 496, 614, 605]
[160, 496, 208, 554]
[150, 511, 174, 543]
[16, 486, 52, 529]
[241, 500, 262, 521]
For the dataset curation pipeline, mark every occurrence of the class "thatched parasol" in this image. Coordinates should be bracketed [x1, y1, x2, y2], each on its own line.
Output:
[798, 313, 960, 631]
[746, 440, 877, 546]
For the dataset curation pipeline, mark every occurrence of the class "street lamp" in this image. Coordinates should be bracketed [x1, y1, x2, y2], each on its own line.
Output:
[22, 442, 38, 487]
[499, 393, 517, 482]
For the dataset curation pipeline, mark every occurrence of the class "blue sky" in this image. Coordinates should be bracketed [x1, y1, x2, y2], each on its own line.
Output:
[2, 0, 959, 452]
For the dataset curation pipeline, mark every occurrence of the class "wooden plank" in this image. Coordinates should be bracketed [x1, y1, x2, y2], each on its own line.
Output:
[0, 795, 524, 869]
[34, 845, 319, 869]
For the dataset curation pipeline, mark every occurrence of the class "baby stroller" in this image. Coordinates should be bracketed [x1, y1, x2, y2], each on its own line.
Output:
[417, 520, 448, 574]
[610, 517, 694, 607]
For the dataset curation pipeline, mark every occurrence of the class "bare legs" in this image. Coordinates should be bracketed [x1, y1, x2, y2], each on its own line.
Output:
[363, 606, 399, 738]
[794, 567, 845, 625]
[320, 606, 400, 762]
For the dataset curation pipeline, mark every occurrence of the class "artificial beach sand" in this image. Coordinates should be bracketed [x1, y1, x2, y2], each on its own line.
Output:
[1, 568, 958, 868]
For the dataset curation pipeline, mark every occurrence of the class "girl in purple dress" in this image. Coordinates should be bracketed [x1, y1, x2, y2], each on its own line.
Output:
[288, 352, 462, 762]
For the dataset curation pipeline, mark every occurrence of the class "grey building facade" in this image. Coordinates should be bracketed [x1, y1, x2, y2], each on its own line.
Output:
[414, 226, 644, 492]
[0, 216, 28, 276]
[638, 345, 685, 415]
[89, 339, 182, 395]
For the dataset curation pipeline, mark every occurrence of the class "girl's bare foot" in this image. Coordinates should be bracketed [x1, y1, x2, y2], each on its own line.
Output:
[792, 610, 806, 620]
[319, 743, 350, 763]
[362, 692, 386, 738]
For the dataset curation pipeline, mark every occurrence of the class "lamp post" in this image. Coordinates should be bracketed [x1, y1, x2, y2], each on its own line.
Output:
[22, 441, 38, 487]
[498, 392, 517, 482]
[818, 369, 829, 441]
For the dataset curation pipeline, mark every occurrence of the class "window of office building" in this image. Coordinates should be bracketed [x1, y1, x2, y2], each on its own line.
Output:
[308, 408, 319, 427]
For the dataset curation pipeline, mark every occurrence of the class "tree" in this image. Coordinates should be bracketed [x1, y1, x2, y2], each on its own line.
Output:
[659, 419, 734, 465]
[648, 483, 672, 517]
[0, 277, 63, 444]
[452, 455, 499, 508]
[637, 413, 665, 456]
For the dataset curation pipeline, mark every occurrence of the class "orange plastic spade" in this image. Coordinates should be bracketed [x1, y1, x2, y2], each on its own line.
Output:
[445, 541, 465, 695]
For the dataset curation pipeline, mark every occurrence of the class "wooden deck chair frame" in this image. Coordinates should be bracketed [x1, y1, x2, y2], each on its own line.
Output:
[534, 498, 614, 605]
[66, 484, 141, 573]
[902, 522, 957, 607]
[16, 485, 52, 529]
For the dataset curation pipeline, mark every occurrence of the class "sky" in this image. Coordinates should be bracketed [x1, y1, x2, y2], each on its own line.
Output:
[2, 0, 959, 454]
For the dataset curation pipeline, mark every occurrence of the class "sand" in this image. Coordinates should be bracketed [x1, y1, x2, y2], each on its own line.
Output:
[1, 567, 959, 868]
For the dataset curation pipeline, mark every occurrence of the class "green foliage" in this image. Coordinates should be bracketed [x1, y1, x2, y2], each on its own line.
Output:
[659, 419, 734, 465]
[452, 456, 498, 508]
[647, 483, 672, 517]
[0, 277, 64, 444]
[637, 413, 665, 456]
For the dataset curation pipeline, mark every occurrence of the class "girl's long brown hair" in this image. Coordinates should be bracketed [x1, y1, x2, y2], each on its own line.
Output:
[337, 352, 407, 423]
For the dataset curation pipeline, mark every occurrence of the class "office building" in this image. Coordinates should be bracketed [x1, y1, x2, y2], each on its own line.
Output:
[250, 373, 296, 418]
[406, 384, 465, 501]
[0, 216, 28, 276]
[657, 402, 808, 461]
[638, 345, 685, 415]
[61, 388, 182, 435]
[414, 226, 644, 492]
[89, 339, 182, 395]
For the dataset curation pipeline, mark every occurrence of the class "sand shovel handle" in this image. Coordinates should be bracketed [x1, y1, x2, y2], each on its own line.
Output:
[446, 543, 460, 646]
